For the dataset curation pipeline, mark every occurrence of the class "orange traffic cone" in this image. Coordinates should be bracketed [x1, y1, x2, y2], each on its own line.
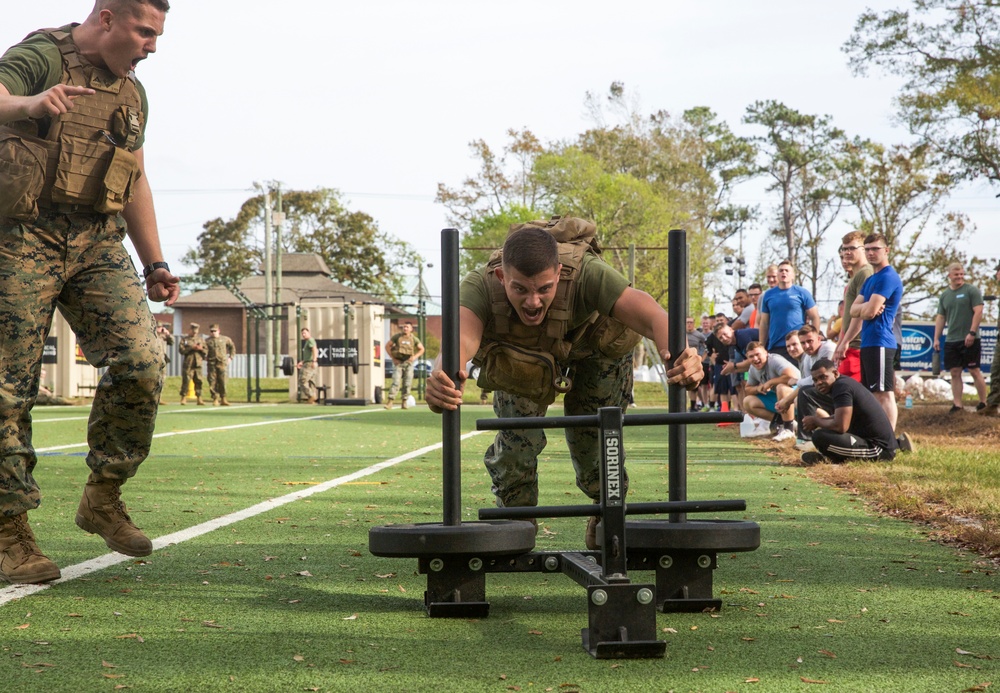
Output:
[717, 399, 736, 427]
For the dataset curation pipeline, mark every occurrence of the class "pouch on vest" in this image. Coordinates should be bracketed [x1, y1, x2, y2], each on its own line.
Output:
[475, 343, 561, 406]
[0, 130, 48, 221]
[580, 315, 642, 360]
[95, 146, 139, 214]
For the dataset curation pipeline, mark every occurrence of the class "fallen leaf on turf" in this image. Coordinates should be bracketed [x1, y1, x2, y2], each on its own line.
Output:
[819, 649, 836, 658]
[957, 649, 977, 656]
[949, 611, 971, 617]
[529, 630, 543, 635]
[343, 614, 358, 620]
[499, 674, 507, 680]
[800, 677, 828, 684]
[662, 627, 678, 634]
[955, 661, 973, 668]
[339, 659, 354, 665]
[102, 661, 118, 668]
[827, 619, 844, 623]
[375, 573, 396, 579]
[745, 678, 760, 683]
[66, 613, 82, 618]
[15, 624, 29, 630]
[103, 674, 125, 679]
[295, 571, 313, 577]
[202, 621, 223, 629]
[398, 585, 406, 593]
[962, 684, 991, 692]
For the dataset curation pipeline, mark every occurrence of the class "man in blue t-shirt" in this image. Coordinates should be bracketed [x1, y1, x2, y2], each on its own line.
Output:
[851, 233, 903, 432]
[757, 260, 821, 361]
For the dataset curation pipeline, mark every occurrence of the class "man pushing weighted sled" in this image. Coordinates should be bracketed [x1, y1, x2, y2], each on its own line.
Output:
[425, 217, 703, 548]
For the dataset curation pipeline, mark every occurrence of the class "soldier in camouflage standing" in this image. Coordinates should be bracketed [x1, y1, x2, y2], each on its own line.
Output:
[385, 322, 424, 410]
[178, 322, 206, 406]
[205, 323, 235, 406]
[297, 326, 319, 403]
[426, 218, 703, 548]
[0, 0, 177, 584]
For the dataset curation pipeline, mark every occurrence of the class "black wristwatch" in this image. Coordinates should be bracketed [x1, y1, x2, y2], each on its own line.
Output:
[969, 331, 978, 336]
[142, 261, 170, 279]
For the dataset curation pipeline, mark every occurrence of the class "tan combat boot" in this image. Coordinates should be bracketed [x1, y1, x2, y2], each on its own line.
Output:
[401, 399, 410, 410]
[212, 396, 219, 406]
[75, 474, 152, 557]
[179, 396, 187, 405]
[384, 398, 394, 410]
[0, 513, 61, 584]
[196, 396, 205, 406]
[220, 397, 231, 406]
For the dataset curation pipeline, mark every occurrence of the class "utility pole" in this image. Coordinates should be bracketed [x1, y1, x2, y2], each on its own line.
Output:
[273, 184, 284, 376]
[262, 185, 274, 377]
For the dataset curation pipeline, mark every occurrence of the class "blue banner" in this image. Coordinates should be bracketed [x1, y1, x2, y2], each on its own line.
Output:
[899, 321, 997, 374]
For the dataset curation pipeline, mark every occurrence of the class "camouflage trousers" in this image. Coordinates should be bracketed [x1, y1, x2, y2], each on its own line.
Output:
[180, 362, 203, 398]
[484, 353, 633, 508]
[207, 361, 228, 399]
[0, 212, 163, 516]
[298, 365, 317, 400]
[388, 359, 414, 400]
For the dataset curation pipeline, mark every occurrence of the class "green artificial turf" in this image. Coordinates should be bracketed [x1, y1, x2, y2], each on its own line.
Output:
[3, 405, 996, 692]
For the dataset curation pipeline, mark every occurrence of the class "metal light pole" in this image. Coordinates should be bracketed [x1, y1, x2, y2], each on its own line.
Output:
[417, 261, 432, 399]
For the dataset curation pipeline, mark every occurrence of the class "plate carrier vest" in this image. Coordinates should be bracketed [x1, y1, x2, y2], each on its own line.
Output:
[472, 216, 641, 405]
[0, 24, 143, 221]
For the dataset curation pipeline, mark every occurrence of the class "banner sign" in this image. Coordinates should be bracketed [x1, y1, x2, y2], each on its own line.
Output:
[316, 339, 359, 367]
[899, 321, 997, 374]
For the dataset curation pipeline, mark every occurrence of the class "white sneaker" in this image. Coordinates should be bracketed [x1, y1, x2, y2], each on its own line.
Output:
[793, 439, 816, 452]
[772, 428, 796, 442]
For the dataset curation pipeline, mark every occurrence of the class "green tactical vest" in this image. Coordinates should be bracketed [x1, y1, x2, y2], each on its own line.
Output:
[472, 216, 641, 405]
[0, 24, 143, 221]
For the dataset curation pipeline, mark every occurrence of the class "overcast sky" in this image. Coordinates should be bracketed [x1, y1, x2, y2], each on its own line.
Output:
[5, 1, 998, 309]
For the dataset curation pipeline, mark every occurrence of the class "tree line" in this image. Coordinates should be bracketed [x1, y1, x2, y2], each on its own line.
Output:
[185, 1, 1000, 318]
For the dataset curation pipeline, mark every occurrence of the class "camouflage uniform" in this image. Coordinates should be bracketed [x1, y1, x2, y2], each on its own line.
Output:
[179, 331, 206, 401]
[0, 213, 163, 515]
[484, 353, 632, 508]
[205, 331, 236, 402]
[298, 335, 318, 401]
[386, 330, 424, 402]
[462, 227, 637, 511]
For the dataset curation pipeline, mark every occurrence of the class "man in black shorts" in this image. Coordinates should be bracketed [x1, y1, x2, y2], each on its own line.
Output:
[799, 358, 913, 465]
[933, 262, 988, 413]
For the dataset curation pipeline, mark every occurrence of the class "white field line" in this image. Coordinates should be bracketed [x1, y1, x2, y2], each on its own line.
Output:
[30, 403, 264, 426]
[34, 405, 380, 453]
[1, 409, 485, 604]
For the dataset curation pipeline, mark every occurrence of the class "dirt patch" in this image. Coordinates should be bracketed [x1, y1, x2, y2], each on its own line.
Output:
[756, 403, 1000, 565]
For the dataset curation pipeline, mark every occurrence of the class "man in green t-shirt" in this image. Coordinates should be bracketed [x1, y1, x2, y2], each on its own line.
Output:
[933, 262, 988, 412]
[426, 220, 703, 549]
[297, 327, 319, 403]
[0, 1, 175, 584]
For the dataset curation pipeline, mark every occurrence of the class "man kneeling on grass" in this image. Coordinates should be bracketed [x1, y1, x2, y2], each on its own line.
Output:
[799, 358, 913, 465]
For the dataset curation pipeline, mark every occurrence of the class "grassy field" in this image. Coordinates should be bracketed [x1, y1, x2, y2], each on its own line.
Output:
[3, 400, 996, 691]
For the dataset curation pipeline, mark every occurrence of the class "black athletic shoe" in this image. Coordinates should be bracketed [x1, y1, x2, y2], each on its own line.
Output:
[949, 405, 963, 414]
[976, 402, 987, 411]
[800, 451, 825, 466]
[770, 412, 781, 433]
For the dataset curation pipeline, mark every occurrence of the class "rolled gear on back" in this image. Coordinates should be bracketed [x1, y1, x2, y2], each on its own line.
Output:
[0, 25, 143, 222]
[472, 216, 641, 405]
